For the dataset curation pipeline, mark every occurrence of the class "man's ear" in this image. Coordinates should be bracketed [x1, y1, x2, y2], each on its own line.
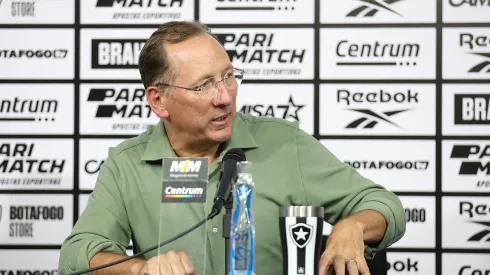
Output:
[146, 86, 169, 119]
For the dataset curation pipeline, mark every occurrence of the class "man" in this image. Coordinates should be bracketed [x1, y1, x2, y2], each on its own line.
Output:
[59, 21, 406, 275]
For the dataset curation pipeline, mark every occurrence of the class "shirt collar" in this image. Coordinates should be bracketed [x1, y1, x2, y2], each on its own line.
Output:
[141, 113, 258, 162]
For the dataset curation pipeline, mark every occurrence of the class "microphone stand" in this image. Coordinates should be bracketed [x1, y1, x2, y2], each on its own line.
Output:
[223, 194, 233, 275]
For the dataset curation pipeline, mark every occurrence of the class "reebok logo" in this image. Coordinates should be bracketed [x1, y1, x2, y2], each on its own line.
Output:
[346, 0, 402, 17]
[468, 221, 490, 241]
[169, 160, 202, 173]
[345, 109, 410, 129]
[459, 33, 490, 74]
[338, 89, 417, 129]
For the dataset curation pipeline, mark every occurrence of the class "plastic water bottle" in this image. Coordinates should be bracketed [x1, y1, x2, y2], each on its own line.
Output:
[230, 161, 255, 275]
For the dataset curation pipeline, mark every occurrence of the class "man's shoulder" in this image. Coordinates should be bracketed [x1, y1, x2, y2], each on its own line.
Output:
[237, 113, 299, 131]
[106, 124, 155, 158]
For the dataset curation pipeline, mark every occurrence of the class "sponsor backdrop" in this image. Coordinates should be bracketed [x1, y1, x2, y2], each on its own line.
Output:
[0, 0, 489, 274]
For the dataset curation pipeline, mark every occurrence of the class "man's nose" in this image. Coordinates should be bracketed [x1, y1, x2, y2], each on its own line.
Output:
[213, 82, 233, 105]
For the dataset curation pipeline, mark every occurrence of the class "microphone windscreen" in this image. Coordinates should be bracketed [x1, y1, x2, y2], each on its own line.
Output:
[223, 148, 246, 162]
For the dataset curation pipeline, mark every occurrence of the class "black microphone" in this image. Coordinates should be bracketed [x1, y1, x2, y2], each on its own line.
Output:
[210, 148, 246, 218]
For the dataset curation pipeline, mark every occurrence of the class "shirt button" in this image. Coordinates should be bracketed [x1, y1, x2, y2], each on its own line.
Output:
[213, 227, 219, 233]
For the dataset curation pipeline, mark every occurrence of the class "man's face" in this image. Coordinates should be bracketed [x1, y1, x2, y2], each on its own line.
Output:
[163, 33, 237, 145]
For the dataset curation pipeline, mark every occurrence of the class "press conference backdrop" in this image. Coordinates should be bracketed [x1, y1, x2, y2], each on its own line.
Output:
[0, 0, 489, 274]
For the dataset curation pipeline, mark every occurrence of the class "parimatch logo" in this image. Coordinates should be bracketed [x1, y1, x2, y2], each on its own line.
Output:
[86, 87, 154, 131]
[239, 95, 305, 122]
[213, 29, 313, 79]
[459, 33, 490, 74]
[346, 0, 403, 17]
[454, 94, 490, 124]
[91, 39, 145, 69]
[450, 144, 490, 176]
[92, 0, 185, 21]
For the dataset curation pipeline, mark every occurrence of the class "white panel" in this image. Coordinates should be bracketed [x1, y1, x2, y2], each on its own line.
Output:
[321, 0, 436, 23]
[0, 139, 74, 190]
[443, 28, 490, 79]
[320, 140, 436, 192]
[320, 84, 436, 136]
[79, 139, 126, 191]
[442, 84, 490, 135]
[199, 0, 314, 24]
[443, 0, 490, 23]
[442, 197, 490, 248]
[80, 28, 155, 80]
[0, 0, 74, 24]
[442, 140, 490, 192]
[211, 28, 314, 80]
[79, 84, 160, 135]
[0, 250, 60, 271]
[81, 0, 194, 24]
[0, 194, 73, 245]
[387, 252, 436, 275]
[0, 29, 74, 79]
[320, 28, 436, 80]
[442, 253, 490, 275]
[0, 84, 74, 134]
[236, 84, 314, 135]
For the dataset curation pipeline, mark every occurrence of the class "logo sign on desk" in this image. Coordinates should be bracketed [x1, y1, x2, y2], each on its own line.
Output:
[162, 158, 208, 203]
[289, 223, 313, 249]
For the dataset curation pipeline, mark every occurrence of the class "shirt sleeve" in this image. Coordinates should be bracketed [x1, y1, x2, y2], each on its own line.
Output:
[294, 129, 406, 259]
[58, 149, 131, 273]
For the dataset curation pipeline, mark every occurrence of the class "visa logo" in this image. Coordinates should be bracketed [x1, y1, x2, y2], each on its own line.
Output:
[169, 160, 202, 173]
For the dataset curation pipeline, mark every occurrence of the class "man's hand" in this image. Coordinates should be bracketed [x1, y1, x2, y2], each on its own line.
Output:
[319, 218, 371, 275]
[136, 251, 198, 275]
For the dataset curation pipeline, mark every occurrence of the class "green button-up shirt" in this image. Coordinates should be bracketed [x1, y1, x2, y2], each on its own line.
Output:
[59, 113, 406, 275]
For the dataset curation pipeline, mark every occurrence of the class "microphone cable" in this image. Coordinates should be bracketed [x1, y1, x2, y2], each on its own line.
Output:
[68, 208, 220, 275]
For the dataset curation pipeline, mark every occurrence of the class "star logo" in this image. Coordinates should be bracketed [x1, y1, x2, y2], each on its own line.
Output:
[289, 223, 313, 249]
[277, 95, 305, 121]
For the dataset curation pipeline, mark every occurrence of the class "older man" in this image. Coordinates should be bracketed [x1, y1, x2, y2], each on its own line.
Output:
[58, 21, 406, 275]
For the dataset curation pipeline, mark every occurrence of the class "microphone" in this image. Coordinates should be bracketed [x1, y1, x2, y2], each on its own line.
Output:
[210, 148, 246, 218]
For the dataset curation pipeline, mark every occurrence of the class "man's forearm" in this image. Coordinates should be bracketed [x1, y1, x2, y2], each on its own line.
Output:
[347, 209, 387, 244]
[90, 252, 146, 275]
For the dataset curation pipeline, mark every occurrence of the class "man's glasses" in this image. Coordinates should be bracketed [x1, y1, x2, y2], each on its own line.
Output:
[154, 68, 244, 98]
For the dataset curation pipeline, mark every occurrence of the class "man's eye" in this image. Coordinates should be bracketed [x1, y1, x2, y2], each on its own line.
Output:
[197, 80, 210, 91]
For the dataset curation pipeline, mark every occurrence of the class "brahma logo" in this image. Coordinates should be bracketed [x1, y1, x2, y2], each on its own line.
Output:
[169, 160, 202, 173]
[91, 39, 145, 69]
[346, 0, 403, 17]
[454, 94, 490, 124]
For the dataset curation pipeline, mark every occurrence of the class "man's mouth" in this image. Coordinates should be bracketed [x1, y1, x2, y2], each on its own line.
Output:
[212, 114, 229, 122]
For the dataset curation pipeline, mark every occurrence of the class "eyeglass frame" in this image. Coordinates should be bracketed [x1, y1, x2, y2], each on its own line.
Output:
[152, 67, 245, 94]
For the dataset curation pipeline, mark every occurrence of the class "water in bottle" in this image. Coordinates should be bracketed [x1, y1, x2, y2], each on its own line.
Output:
[230, 161, 255, 275]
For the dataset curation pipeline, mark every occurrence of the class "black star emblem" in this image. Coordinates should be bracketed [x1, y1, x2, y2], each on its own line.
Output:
[277, 95, 305, 121]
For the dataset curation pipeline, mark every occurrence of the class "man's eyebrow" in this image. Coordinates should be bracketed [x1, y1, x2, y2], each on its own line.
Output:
[189, 65, 234, 86]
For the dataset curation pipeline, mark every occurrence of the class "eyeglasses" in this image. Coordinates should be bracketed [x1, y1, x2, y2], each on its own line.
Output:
[154, 68, 244, 98]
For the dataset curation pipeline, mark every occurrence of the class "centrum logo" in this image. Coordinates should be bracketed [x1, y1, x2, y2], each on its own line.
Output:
[467, 221, 490, 241]
[346, 0, 402, 17]
[345, 109, 410, 129]
[0, 97, 58, 123]
[164, 186, 203, 198]
[335, 40, 419, 67]
[214, 0, 297, 11]
[169, 160, 201, 173]
[459, 33, 490, 74]
[239, 95, 305, 122]
[0, 49, 68, 59]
